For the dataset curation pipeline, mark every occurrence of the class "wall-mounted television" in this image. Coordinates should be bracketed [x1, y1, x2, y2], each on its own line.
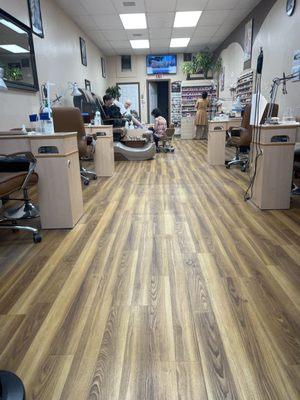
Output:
[146, 54, 177, 75]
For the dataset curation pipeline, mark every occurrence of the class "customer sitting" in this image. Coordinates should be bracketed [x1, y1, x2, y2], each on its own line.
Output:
[151, 108, 167, 152]
[115, 99, 143, 128]
[102, 94, 124, 128]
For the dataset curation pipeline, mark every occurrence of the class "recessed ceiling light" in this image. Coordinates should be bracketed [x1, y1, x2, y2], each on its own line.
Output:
[130, 39, 149, 49]
[174, 11, 202, 28]
[0, 44, 29, 53]
[170, 38, 190, 47]
[120, 13, 147, 29]
[0, 19, 27, 34]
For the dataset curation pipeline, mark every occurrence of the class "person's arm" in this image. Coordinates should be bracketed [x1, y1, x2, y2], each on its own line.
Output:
[195, 99, 199, 110]
[132, 115, 142, 127]
[154, 117, 159, 132]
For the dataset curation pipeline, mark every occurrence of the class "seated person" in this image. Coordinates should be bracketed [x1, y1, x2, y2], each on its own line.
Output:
[115, 99, 143, 128]
[102, 94, 124, 128]
[151, 108, 167, 151]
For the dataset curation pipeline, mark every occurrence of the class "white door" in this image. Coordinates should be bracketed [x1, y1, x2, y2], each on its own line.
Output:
[148, 81, 158, 123]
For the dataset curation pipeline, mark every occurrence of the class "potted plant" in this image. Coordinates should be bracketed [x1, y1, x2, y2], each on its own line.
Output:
[106, 85, 121, 100]
[181, 52, 222, 80]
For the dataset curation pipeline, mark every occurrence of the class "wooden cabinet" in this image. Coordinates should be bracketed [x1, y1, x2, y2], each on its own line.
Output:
[250, 124, 298, 209]
[181, 117, 195, 139]
[207, 118, 242, 165]
[94, 135, 114, 177]
[32, 133, 83, 229]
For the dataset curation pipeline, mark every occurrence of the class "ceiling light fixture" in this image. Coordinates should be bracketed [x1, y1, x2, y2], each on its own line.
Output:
[0, 44, 29, 53]
[120, 13, 147, 29]
[130, 39, 149, 49]
[170, 38, 190, 47]
[174, 11, 202, 28]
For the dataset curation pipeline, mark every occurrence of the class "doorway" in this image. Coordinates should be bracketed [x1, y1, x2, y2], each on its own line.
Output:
[147, 80, 170, 124]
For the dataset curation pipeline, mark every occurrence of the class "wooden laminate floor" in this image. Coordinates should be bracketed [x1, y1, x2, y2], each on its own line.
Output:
[0, 140, 300, 400]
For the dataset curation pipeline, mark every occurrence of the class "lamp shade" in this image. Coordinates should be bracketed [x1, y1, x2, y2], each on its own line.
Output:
[70, 82, 81, 97]
[0, 67, 8, 91]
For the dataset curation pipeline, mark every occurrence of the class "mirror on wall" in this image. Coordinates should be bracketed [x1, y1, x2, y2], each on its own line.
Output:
[0, 10, 39, 91]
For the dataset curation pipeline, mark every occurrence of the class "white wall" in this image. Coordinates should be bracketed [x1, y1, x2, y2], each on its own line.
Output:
[218, 42, 244, 111]
[251, 0, 300, 119]
[218, 0, 300, 121]
[107, 54, 186, 122]
[0, 0, 107, 130]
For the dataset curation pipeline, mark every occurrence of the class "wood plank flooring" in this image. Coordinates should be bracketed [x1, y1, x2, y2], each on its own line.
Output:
[0, 139, 299, 399]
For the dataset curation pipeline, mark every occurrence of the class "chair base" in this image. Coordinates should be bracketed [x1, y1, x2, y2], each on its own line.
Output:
[0, 370, 25, 399]
[3, 201, 39, 220]
[225, 155, 248, 172]
[80, 167, 97, 186]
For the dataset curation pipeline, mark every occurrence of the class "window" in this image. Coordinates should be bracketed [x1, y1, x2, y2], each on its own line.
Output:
[121, 55, 132, 71]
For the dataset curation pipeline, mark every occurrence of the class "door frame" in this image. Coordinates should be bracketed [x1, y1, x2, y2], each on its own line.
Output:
[146, 79, 171, 125]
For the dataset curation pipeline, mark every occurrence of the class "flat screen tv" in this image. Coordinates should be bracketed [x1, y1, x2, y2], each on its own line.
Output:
[146, 54, 177, 74]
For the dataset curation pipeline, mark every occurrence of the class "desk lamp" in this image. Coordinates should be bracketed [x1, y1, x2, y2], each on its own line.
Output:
[0, 67, 8, 90]
[70, 82, 81, 97]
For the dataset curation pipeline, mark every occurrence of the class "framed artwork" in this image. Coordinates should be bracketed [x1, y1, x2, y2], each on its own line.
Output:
[27, 0, 44, 38]
[85, 79, 91, 91]
[244, 19, 253, 62]
[80, 37, 87, 66]
[286, 0, 296, 16]
[101, 57, 106, 78]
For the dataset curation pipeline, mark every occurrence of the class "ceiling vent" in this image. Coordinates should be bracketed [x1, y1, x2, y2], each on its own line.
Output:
[123, 1, 136, 6]
[132, 33, 142, 37]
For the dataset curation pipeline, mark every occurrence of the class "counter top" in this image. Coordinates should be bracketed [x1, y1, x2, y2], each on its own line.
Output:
[0, 132, 77, 139]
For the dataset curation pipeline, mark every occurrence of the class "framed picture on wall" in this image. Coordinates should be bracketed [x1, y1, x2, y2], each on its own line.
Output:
[80, 37, 87, 66]
[101, 57, 106, 78]
[85, 79, 91, 91]
[244, 19, 253, 62]
[27, 0, 44, 38]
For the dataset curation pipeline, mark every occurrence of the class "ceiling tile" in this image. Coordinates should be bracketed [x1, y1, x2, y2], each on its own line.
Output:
[92, 14, 124, 30]
[150, 47, 172, 53]
[171, 27, 195, 38]
[193, 24, 219, 37]
[206, 0, 240, 10]
[56, 0, 89, 16]
[198, 10, 231, 26]
[126, 29, 149, 39]
[189, 37, 212, 46]
[109, 40, 131, 49]
[71, 15, 96, 31]
[81, 0, 116, 14]
[102, 30, 128, 41]
[145, 0, 176, 13]
[150, 38, 170, 47]
[176, 0, 209, 11]
[147, 13, 175, 28]
[149, 28, 172, 39]
[112, 0, 146, 13]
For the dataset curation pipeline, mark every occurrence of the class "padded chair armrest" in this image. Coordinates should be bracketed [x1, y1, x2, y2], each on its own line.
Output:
[0, 152, 37, 190]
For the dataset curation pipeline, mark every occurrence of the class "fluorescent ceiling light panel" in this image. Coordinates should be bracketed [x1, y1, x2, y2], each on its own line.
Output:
[170, 38, 190, 47]
[0, 19, 27, 34]
[0, 44, 29, 53]
[130, 39, 149, 49]
[120, 13, 147, 29]
[174, 11, 202, 28]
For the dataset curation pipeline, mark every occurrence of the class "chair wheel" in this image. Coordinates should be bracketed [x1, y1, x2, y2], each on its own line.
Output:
[33, 233, 42, 243]
[241, 165, 246, 172]
[83, 180, 89, 186]
[226, 165, 230, 169]
[93, 175, 97, 180]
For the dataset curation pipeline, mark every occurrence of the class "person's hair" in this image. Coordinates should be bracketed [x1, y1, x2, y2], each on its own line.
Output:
[202, 91, 208, 100]
[103, 94, 113, 103]
[151, 108, 162, 118]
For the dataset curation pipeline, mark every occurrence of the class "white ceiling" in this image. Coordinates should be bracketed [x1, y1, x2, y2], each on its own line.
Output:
[55, 0, 261, 55]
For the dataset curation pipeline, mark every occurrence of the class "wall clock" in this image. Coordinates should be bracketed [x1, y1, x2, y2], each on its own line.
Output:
[286, 0, 296, 16]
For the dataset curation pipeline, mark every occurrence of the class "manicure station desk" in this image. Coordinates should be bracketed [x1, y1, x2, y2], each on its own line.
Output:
[250, 123, 299, 210]
[84, 124, 114, 177]
[0, 132, 83, 229]
[207, 118, 242, 165]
